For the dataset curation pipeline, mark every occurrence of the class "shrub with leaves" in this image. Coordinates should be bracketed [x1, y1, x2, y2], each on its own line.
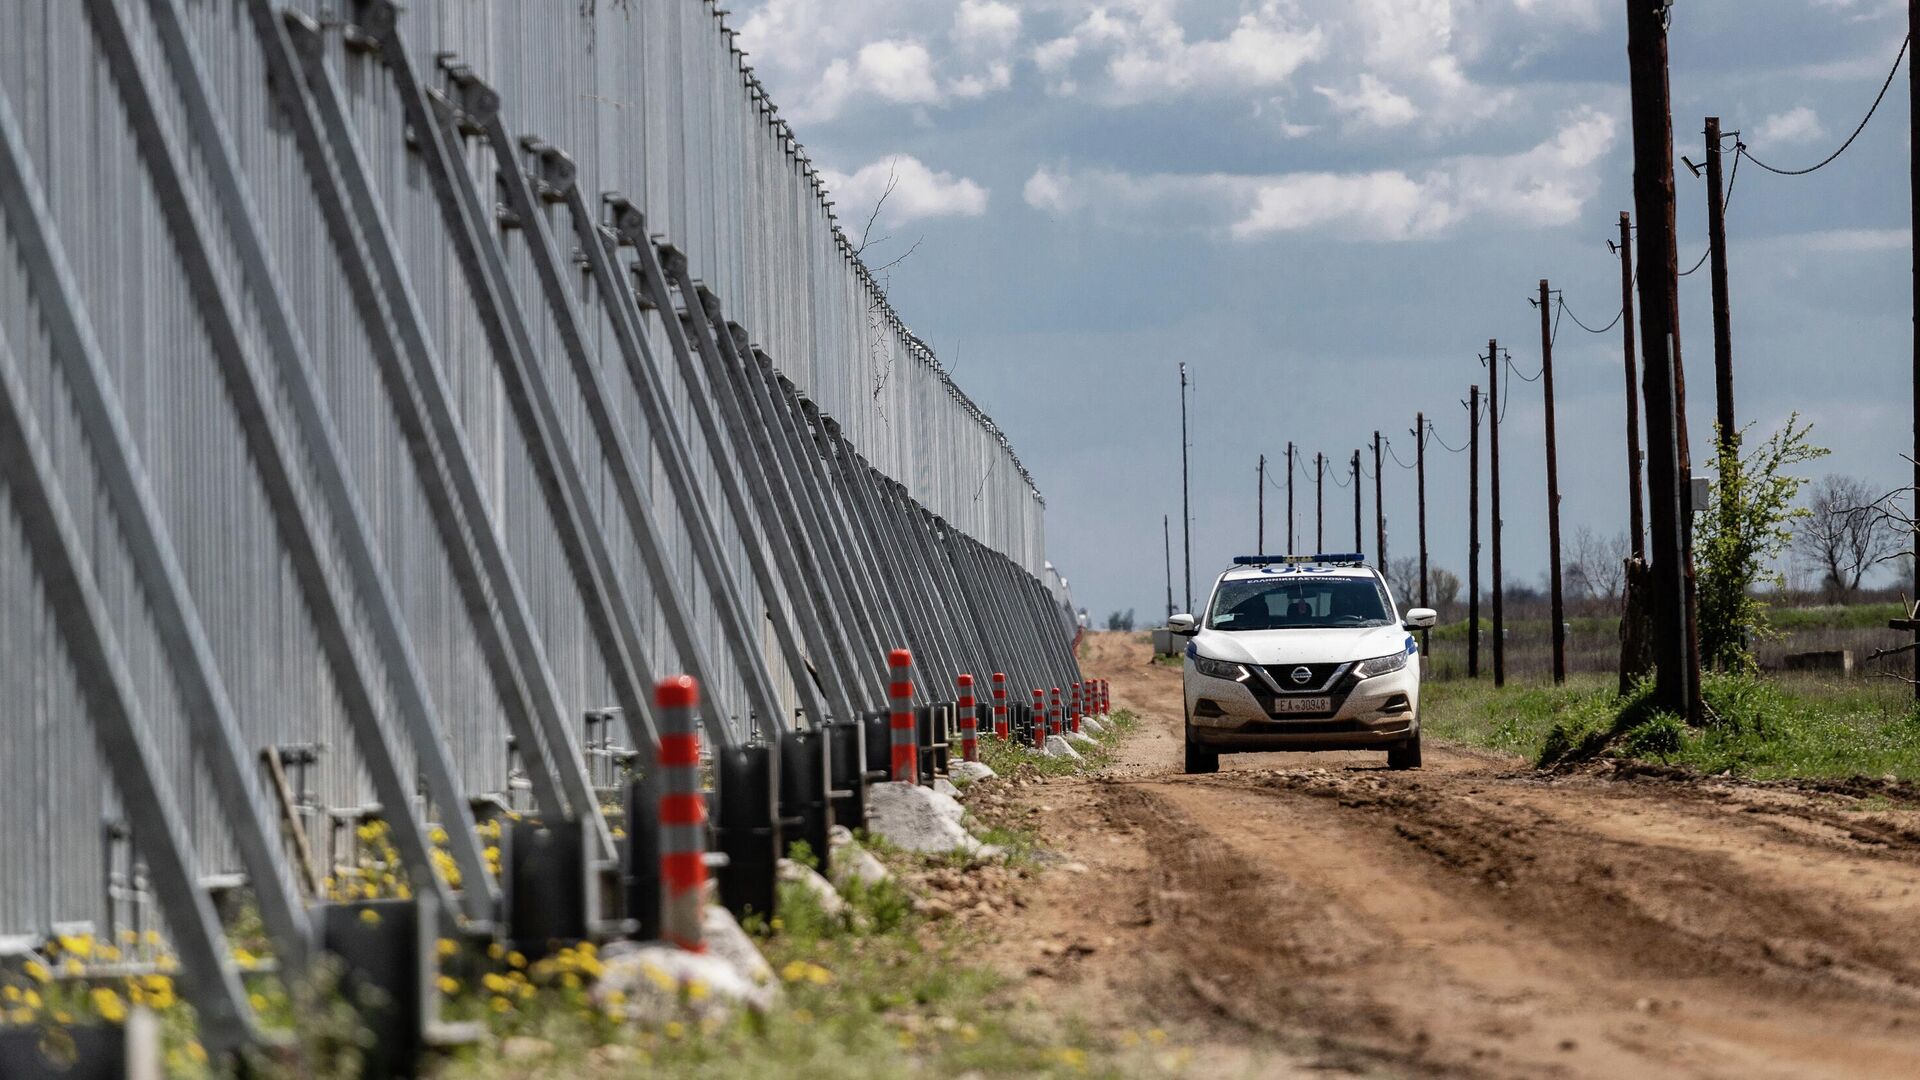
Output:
[1695, 416, 1826, 674]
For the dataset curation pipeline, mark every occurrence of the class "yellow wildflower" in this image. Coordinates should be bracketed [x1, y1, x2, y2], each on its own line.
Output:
[90, 987, 126, 1024]
[685, 979, 708, 1001]
[489, 995, 510, 1014]
[481, 973, 509, 995]
[664, 1020, 685, 1040]
[507, 951, 526, 970]
[359, 908, 382, 926]
[248, 993, 269, 1014]
[186, 1042, 207, 1065]
[487, 943, 505, 961]
[233, 948, 258, 970]
[560, 972, 581, 991]
[1, 987, 16, 1003]
[437, 938, 458, 958]
[22, 961, 48, 983]
[436, 976, 460, 995]
[7, 1008, 32, 1025]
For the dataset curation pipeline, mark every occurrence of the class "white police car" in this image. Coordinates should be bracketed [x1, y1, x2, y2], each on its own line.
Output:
[1168, 554, 1436, 774]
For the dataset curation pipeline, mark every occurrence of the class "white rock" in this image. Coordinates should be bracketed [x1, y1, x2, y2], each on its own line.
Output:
[700, 903, 776, 988]
[596, 911, 778, 1024]
[924, 784, 967, 824]
[826, 831, 891, 888]
[932, 777, 961, 798]
[950, 760, 996, 782]
[1068, 730, 1097, 746]
[866, 781, 992, 855]
[1081, 717, 1106, 736]
[778, 858, 848, 918]
[1043, 735, 1084, 761]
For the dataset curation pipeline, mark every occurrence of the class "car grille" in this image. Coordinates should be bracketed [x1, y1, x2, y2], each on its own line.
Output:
[1243, 668, 1359, 720]
[1260, 662, 1346, 694]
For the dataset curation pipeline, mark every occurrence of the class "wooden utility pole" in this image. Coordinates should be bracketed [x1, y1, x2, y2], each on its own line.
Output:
[1468, 387, 1482, 679]
[1372, 431, 1386, 569]
[1415, 411, 1430, 659]
[1488, 339, 1505, 687]
[1286, 442, 1296, 553]
[1316, 452, 1325, 550]
[1179, 363, 1192, 613]
[1618, 211, 1647, 559]
[1351, 451, 1363, 554]
[1625, 0, 1699, 720]
[1540, 280, 1567, 684]
[1705, 116, 1737, 453]
[1257, 454, 1266, 555]
[1164, 514, 1175, 619]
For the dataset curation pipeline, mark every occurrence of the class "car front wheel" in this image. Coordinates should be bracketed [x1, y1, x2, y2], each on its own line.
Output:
[1183, 723, 1219, 775]
[1386, 731, 1422, 771]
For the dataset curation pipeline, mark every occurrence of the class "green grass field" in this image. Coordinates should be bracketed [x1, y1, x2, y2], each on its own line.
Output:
[1423, 670, 1920, 781]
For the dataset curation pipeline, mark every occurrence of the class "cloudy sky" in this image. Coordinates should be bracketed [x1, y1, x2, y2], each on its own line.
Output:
[734, 0, 1913, 620]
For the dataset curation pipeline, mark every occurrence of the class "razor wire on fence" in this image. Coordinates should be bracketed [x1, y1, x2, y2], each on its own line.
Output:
[0, 0, 1082, 1065]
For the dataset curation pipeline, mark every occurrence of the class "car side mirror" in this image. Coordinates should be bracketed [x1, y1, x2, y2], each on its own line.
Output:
[1168, 613, 1197, 635]
[1403, 607, 1438, 630]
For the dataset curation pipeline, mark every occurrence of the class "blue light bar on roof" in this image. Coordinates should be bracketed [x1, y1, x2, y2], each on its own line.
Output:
[1232, 553, 1367, 566]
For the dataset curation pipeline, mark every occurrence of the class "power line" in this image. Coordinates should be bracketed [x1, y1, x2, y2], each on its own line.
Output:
[1740, 34, 1909, 177]
[1559, 295, 1623, 335]
[1426, 419, 1468, 454]
[1383, 437, 1418, 470]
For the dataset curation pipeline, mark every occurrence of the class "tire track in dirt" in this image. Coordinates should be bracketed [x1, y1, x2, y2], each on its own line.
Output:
[986, 632, 1920, 1079]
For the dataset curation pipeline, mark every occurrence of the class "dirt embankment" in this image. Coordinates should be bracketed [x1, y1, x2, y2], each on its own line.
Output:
[982, 631, 1920, 1079]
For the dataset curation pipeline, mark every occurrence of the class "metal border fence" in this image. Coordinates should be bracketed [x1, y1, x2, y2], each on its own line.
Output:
[0, 0, 1080, 1050]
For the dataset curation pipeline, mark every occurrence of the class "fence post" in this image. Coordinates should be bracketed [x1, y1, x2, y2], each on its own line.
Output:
[889, 649, 916, 782]
[957, 674, 979, 762]
[992, 672, 1009, 739]
[657, 676, 706, 952]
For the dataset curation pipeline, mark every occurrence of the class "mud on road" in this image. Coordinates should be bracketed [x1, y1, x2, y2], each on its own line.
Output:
[984, 632, 1920, 1078]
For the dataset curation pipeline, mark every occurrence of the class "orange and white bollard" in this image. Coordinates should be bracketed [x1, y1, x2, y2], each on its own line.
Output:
[1049, 687, 1063, 737]
[657, 675, 707, 953]
[1030, 688, 1046, 749]
[991, 672, 1009, 740]
[889, 649, 916, 783]
[1101, 679, 1111, 719]
[1069, 682, 1082, 733]
[957, 674, 979, 763]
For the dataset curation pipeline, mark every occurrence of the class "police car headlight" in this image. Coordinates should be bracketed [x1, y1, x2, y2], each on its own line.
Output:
[1192, 656, 1251, 682]
[1355, 651, 1409, 679]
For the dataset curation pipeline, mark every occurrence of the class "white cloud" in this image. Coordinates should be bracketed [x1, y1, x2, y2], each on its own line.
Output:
[823, 156, 990, 227]
[1036, 1, 1325, 105]
[953, 0, 1021, 52]
[1315, 74, 1419, 129]
[1757, 106, 1826, 146]
[1026, 107, 1617, 242]
[735, 0, 1021, 121]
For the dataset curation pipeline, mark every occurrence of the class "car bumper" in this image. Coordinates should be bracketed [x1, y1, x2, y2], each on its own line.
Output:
[1185, 662, 1419, 750]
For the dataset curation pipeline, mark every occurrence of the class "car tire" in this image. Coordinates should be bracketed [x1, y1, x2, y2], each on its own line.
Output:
[1387, 731, 1422, 771]
[1183, 724, 1219, 775]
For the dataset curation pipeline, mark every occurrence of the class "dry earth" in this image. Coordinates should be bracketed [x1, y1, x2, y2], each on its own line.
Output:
[964, 631, 1920, 1078]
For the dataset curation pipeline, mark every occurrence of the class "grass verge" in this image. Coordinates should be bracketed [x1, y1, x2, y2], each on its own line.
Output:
[1423, 673, 1920, 781]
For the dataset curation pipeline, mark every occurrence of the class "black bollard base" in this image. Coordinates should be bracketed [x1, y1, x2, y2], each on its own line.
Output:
[826, 716, 869, 832]
[779, 729, 833, 877]
[503, 818, 588, 960]
[714, 743, 780, 926]
[314, 896, 429, 1080]
[623, 773, 661, 941]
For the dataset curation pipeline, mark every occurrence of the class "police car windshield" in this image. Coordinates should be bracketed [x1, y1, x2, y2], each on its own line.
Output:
[1205, 576, 1393, 631]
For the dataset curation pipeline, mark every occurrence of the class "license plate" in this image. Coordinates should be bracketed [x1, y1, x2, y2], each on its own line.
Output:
[1270, 696, 1331, 715]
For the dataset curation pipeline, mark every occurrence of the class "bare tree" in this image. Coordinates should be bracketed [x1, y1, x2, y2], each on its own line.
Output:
[1565, 526, 1629, 608]
[1796, 474, 1896, 601]
[1385, 556, 1421, 604]
[1428, 566, 1461, 613]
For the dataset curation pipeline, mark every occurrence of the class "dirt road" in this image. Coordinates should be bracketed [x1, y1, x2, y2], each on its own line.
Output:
[991, 633, 1920, 1078]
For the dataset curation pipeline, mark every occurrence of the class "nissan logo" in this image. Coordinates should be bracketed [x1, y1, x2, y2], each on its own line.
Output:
[1289, 666, 1313, 685]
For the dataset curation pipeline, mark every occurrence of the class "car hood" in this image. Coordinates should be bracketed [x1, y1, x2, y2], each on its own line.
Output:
[1189, 625, 1412, 666]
